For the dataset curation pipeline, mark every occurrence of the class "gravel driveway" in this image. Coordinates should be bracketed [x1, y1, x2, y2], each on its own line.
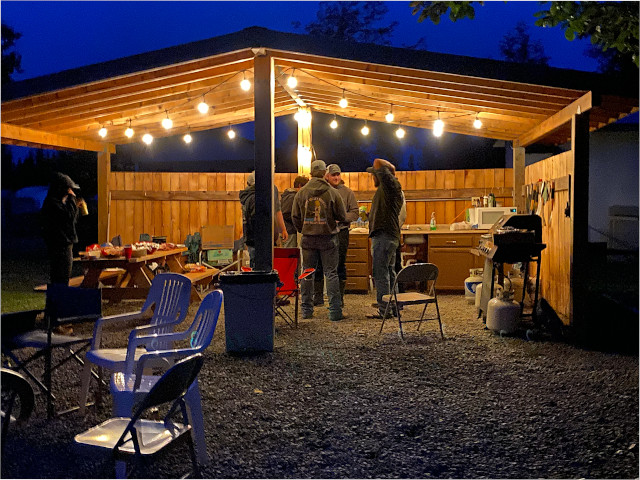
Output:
[2, 292, 638, 479]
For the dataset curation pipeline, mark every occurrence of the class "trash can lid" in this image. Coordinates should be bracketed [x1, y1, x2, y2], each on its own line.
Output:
[220, 270, 279, 285]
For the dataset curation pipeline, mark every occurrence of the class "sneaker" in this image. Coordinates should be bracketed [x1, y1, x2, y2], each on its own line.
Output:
[302, 312, 313, 320]
[313, 299, 324, 307]
[366, 310, 396, 320]
[330, 314, 348, 322]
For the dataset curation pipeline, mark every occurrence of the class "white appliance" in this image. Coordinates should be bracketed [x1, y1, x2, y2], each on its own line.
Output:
[468, 207, 518, 229]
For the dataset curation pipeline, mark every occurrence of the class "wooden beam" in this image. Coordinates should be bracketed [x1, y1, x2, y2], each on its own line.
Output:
[275, 66, 306, 107]
[97, 148, 111, 243]
[111, 190, 240, 201]
[1, 122, 115, 153]
[512, 146, 526, 213]
[355, 187, 513, 201]
[514, 92, 593, 148]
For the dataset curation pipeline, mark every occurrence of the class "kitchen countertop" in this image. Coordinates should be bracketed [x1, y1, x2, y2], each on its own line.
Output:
[349, 226, 490, 235]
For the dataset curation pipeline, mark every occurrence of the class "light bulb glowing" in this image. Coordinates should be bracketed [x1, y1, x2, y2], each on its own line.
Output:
[395, 127, 405, 139]
[330, 119, 338, 129]
[294, 109, 311, 128]
[197, 101, 209, 114]
[473, 117, 482, 129]
[339, 97, 348, 108]
[142, 133, 153, 145]
[227, 128, 236, 139]
[98, 127, 107, 138]
[433, 118, 444, 137]
[125, 127, 134, 138]
[161, 117, 173, 130]
[183, 133, 192, 144]
[361, 124, 370, 136]
[385, 112, 394, 123]
[240, 78, 251, 91]
[287, 75, 297, 88]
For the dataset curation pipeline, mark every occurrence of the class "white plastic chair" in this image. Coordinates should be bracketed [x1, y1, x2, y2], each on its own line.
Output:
[78, 273, 192, 414]
[379, 263, 444, 340]
[109, 289, 222, 466]
[75, 354, 204, 479]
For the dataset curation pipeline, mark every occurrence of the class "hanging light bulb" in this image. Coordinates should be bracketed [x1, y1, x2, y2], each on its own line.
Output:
[361, 121, 369, 136]
[240, 71, 251, 91]
[124, 119, 134, 138]
[183, 128, 192, 144]
[142, 132, 153, 145]
[227, 125, 236, 139]
[339, 90, 348, 108]
[433, 111, 444, 137]
[287, 69, 297, 88]
[98, 126, 107, 138]
[473, 113, 482, 129]
[294, 108, 311, 128]
[385, 105, 394, 123]
[161, 111, 173, 130]
[330, 114, 338, 129]
[395, 126, 405, 139]
[197, 95, 209, 114]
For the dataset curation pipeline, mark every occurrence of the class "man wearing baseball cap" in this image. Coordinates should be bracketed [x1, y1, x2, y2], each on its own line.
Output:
[291, 160, 347, 321]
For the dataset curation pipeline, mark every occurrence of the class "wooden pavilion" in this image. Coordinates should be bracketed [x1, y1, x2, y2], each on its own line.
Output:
[1, 27, 637, 325]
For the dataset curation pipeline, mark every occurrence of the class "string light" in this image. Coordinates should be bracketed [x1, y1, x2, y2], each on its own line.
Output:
[98, 126, 107, 138]
[385, 105, 394, 123]
[330, 114, 338, 129]
[473, 113, 482, 129]
[433, 110, 444, 137]
[240, 71, 251, 91]
[183, 127, 192, 144]
[142, 131, 153, 145]
[197, 95, 209, 114]
[395, 126, 405, 139]
[161, 111, 173, 130]
[287, 69, 297, 88]
[294, 109, 312, 128]
[339, 90, 348, 108]
[361, 120, 369, 136]
[227, 124, 236, 139]
[124, 119, 134, 139]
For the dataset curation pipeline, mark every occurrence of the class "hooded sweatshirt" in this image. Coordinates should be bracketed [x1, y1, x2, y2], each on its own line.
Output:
[41, 175, 79, 249]
[280, 187, 298, 235]
[292, 177, 346, 248]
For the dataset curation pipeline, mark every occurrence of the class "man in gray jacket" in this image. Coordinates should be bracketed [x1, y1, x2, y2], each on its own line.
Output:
[313, 164, 359, 308]
[292, 160, 347, 321]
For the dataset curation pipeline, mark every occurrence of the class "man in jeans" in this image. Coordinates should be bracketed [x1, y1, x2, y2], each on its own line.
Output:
[292, 160, 347, 321]
[366, 158, 404, 318]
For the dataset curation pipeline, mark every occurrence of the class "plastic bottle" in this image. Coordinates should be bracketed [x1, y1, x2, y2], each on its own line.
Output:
[430, 212, 437, 230]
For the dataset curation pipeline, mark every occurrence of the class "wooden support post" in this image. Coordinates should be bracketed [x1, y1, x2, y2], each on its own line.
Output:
[97, 148, 111, 243]
[512, 145, 526, 213]
[253, 51, 275, 272]
[296, 107, 312, 176]
[570, 111, 590, 326]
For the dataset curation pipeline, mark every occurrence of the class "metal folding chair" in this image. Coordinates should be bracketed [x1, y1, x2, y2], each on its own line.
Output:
[1, 368, 35, 453]
[379, 263, 444, 340]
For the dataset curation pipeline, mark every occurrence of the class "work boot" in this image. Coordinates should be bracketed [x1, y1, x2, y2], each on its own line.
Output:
[339, 279, 347, 309]
[313, 278, 324, 306]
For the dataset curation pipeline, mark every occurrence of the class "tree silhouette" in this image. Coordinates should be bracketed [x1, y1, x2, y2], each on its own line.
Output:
[1, 23, 23, 85]
[499, 21, 549, 65]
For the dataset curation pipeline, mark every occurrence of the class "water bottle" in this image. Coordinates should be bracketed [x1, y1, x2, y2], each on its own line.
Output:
[430, 212, 437, 231]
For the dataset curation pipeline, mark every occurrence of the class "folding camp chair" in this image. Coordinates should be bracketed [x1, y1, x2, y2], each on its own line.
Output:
[75, 354, 205, 479]
[1, 368, 35, 453]
[273, 248, 315, 328]
[1, 285, 102, 418]
[379, 263, 444, 340]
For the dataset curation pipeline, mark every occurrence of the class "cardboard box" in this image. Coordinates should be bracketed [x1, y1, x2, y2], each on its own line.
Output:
[201, 225, 235, 249]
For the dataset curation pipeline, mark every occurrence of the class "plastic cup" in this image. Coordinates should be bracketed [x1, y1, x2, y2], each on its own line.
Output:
[124, 245, 133, 260]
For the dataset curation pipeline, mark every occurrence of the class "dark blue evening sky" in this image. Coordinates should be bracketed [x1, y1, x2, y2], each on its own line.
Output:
[2, 1, 599, 81]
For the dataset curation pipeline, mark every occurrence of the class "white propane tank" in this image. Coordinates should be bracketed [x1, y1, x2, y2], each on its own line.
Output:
[486, 288, 521, 334]
[464, 268, 483, 304]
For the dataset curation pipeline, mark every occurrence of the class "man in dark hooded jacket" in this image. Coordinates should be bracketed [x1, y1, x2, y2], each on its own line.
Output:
[291, 160, 347, 321]
[280, 175, 309, 248]
[41, 172, 83, 285]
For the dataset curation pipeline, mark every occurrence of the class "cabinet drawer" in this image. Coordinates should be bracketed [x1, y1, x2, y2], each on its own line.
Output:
[429, 235, 474, 248]
[345, 263, 368, 277]
[345, 277, 369, 291]
[345, 248, 368, 263]
[348, 235, 369, 249]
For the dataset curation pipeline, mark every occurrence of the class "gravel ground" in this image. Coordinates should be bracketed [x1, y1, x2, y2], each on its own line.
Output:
[2, 291, 638, 479]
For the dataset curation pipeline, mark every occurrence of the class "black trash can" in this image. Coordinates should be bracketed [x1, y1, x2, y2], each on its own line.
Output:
[219, 270, 278, 353]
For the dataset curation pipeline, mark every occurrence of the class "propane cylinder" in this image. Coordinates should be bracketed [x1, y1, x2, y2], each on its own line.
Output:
[464, 268, 483, 304]
[475, 284, 483, 311]
[486, 289, 520, 334]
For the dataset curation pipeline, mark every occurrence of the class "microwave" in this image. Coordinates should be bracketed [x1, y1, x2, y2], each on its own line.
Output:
[468, 207, 518, 229]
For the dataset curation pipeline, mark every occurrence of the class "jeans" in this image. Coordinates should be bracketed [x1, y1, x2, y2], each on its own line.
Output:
[301, 235, 341, 320]
[247, 246, 256, 269]
[48, 244, 73, 285]
[371, 232, 399, 315]
[314, 228, 349, 281]
[282, 232, 298, 248]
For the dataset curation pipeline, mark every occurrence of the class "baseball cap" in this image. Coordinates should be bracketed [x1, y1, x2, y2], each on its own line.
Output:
[327, 164, 341, 175]
[247, 172, 255, 186]
[366, 167, 375, 174]
[311, 160, 327, 172]
[53, 172, 80, 190]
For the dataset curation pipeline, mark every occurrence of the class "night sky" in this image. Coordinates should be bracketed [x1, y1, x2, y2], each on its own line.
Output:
[1, 2, 605, 172]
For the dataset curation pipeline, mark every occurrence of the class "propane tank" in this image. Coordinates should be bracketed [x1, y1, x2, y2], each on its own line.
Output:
[475, 284, 483, 311]
[486, 287, 520, 334]
[464, 268, 483, 304]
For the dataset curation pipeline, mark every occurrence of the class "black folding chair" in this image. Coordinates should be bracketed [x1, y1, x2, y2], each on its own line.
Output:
[1, 285, 102, 418]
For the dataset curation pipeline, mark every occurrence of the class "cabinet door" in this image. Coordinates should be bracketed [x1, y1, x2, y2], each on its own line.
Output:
[428, 247, 475, 290]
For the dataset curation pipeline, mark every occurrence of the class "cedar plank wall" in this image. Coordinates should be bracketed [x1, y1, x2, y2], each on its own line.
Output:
[108, 168, 513, 246]
[525, 152, 572, 323]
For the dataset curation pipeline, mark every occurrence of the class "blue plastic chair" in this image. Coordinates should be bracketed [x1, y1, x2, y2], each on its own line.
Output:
[78, 273, 192, 414]
[110, 289, 223, 465]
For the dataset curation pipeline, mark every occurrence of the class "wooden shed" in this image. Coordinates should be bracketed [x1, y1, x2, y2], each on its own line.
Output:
[2, 27, 637, 325]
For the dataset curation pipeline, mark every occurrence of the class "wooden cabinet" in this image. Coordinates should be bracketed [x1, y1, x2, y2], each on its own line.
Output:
[345, 233, 370, 292]
[427, 233, 484, 290]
